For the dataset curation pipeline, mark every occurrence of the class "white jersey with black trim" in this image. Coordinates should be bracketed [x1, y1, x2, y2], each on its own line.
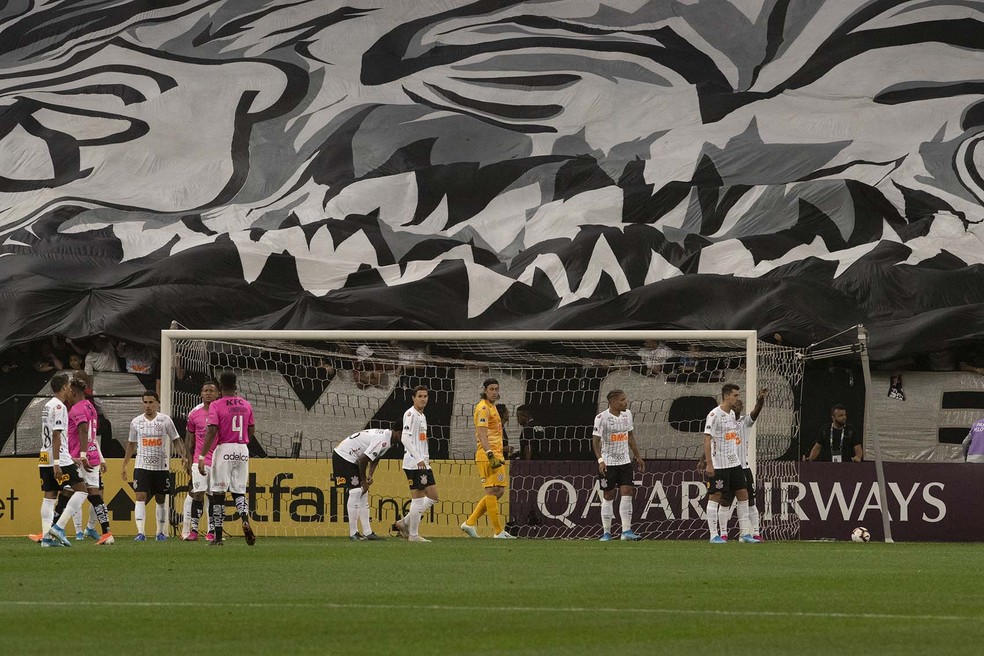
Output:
[333, 429, 393, 464]
[704, 406, 742, 470]
[129, 412, 180, 471]
[593, 409, 634, 466]
[401, 407, 429, 469]
[736, 414, 755, 469]
[41, 397, 70, 467]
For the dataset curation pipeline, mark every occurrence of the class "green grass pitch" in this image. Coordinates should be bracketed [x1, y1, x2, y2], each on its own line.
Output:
[1, 537, 981, 655]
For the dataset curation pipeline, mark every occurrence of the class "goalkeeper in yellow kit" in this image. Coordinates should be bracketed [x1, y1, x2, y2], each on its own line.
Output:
[460, 378, 516, 539]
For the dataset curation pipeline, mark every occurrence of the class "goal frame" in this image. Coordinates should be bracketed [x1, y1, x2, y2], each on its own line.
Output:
[160, 328, 760, 469]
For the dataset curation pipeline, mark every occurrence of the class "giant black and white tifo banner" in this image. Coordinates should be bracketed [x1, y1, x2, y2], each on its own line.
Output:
[1, 1, 983, 357]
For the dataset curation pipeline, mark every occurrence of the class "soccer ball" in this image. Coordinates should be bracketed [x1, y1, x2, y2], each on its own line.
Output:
[850, 526, 870, 543]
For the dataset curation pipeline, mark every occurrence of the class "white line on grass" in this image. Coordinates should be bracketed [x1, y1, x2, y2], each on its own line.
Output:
[0, 600, 972, 622]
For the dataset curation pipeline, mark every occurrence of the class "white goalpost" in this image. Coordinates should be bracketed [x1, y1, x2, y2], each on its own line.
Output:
[160, 329, 804, 539]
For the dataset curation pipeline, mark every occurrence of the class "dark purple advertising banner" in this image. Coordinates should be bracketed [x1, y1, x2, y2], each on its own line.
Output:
[509, 460, 711, 540]
[509, 460, 984, 541]
[793, 462, 984, 542]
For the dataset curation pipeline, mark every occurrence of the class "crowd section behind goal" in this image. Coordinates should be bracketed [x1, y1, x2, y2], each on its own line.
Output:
[162, 331, 804, 540]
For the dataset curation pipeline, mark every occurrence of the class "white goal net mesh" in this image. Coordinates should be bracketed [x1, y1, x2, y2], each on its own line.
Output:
[163, 332, 804, 540]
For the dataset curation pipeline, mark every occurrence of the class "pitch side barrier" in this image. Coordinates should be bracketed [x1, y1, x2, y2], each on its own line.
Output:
[509, 460, 984, 541]
[1, 458, 980, 540]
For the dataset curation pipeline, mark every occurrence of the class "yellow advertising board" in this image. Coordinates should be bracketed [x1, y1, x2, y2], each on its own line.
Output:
[0, 458, 505, 538]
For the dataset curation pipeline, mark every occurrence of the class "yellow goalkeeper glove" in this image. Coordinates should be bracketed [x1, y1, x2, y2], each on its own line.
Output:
[486, 450, 504, 469]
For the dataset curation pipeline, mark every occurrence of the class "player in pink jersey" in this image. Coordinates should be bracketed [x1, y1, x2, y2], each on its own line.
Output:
[80, 395, 109, 539]
[181, 380, 219, 541]
[66, 376, 114, 544]
[45, 378, 101, 546]
[67, 371, 111, 541]
[63, 372, 97, 540]
[198, 372, 256, 546]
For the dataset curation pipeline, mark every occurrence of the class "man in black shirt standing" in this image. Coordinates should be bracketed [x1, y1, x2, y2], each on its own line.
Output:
[806, 404, 863, 462]
[516, 405, 545, 460]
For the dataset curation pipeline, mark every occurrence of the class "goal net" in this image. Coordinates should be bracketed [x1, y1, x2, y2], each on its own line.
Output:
[161, 330, 804, 540]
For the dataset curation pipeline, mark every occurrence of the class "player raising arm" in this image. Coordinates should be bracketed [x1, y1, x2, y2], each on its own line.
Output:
[704, 384, 756, 544]
[715, 389, 768, 542]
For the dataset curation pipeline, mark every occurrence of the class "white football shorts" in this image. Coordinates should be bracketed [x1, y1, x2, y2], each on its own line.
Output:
[209, 443, 249, 494]
[81, 464, 101, 489]
[190, 463, 211, 493]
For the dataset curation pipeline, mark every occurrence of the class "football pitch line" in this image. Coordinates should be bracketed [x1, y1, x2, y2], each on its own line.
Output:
[0, 600, 972, 622]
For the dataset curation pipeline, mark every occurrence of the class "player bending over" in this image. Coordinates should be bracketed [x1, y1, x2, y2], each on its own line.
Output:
[332, 424, 402, 540]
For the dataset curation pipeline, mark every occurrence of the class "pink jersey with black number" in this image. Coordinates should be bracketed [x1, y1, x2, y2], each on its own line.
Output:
[68, 400, 99, 461]
[67, 402, 86, 458]
[187, 403, 216, 466]
[207, 396, 255, 445]
[82, 400, 100, 466]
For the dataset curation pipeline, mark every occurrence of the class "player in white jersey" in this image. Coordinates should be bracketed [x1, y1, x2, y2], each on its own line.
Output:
[332, 425, 401, 540]
[393, 386, 438, 542]
[592, 389, 645, 541]
[122, 391, 186, 541]
[33, 373, 75, 546]
[716, 390, 768, 542]
[181, 380, 219, 541]
[703, 383, 756, 544]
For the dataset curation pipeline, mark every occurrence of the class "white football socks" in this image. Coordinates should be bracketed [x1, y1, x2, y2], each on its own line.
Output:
[406, 498, 425, 537]
[749, 502, 761, 536]
[359, 491, 372, 535]
[619, 496, 633, 532]
[406, 497, 436, 537]
[182, 494, 194, 536]
[347, 489, 361, 536]
[718, 502, 735, 538]
[706, 499, 720, 539]
[56, 491, 87, 530]
[600, 499, 614, 533]
[135, 500, 146, 535]
[41, 497, 56, 534]
[737, 499, 751, 536]
[156, 503, 167, 535]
